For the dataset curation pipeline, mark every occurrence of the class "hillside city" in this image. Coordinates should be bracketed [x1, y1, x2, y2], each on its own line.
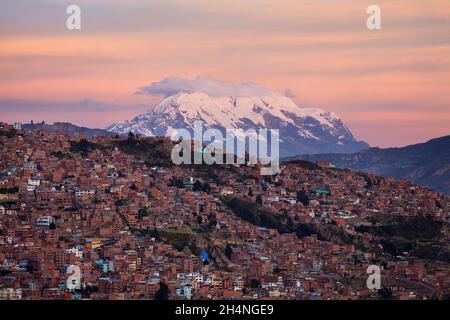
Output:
[0, 122, 449, 300]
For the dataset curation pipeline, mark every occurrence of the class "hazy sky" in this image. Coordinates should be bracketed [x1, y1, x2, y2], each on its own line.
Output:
[1, 0, 449, 147]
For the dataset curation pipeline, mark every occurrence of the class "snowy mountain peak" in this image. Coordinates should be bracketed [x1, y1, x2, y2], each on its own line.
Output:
[108, 90, 369, 157]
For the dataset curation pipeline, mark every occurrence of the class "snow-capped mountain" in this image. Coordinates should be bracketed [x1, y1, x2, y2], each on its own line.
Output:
[108, 91, 369, 157]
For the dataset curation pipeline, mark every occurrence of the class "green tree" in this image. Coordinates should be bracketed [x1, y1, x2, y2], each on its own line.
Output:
[296, 191, 309, 205]
[225, 243, 233, 259]
[193, 180, 203, 192]
[378, 286, 393, 300]
[154, 281, 170, 300]
[249, 279, 261, 289]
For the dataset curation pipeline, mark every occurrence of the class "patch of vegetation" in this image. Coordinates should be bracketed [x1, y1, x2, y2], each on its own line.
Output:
[224, 243, 233, 259]
[222, 197, 295, 234]
[0, 187, 19, 194]
[356, 216, 450, 262]
[296, 190, 310, 205]
[222, 197, 358, 246]
[113, 136, 173, 167]
[129, 227, 160, 240]
[0, 128, 17, 138]
[70, 139, 105, 156]
[115, 199, 128, 207]
[380, 239, 450, 263]
[282, 160, 319, 170]
[50, 151, 66, 159]
[195, 166, 224, 185]
[137, 207, 150, 219]
[0, 201, 17, 208]
[222, 197, 354, 244]
[236, 174, 257, 183]
[316, 223, 355, 244]
[356, 216, 443, 240]
[158, 230, 192, 252]
[168, 177, 185, 189]
[193, 180, 211, 193]
[154, 282, 170, 300]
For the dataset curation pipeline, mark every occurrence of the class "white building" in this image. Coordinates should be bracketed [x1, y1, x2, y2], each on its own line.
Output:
[0, 288, 22, 300]
[13, 122, 22, 131]
[24, 162, 38, 171]
[65, 246, 84, 259]
[27, 178, 40, 186]
[176, 283, 193, 299]
[75, 189, 95, 197]
[37, 216, 54, 227]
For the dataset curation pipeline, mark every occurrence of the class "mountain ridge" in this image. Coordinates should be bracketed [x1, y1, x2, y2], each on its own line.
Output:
[108, 91, 369, 157]
[288, 135, 450, 195]
[22, 122, 114, 138]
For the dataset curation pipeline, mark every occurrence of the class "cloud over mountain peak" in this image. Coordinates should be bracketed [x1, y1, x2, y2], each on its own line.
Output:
[111, 78, 369, 156]
[137, 76, 276, 98]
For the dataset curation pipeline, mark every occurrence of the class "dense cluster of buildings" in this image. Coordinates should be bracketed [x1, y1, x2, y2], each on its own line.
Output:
[0, 123, 448, 300]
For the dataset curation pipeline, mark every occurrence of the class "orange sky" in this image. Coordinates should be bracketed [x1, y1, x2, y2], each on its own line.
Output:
[1, 0, 450, 147]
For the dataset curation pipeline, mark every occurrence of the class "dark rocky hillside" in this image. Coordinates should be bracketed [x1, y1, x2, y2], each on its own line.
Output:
[290, 136, 450, 195]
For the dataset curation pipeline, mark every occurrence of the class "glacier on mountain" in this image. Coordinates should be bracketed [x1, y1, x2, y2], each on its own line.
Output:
[108, 90, 369, 157]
